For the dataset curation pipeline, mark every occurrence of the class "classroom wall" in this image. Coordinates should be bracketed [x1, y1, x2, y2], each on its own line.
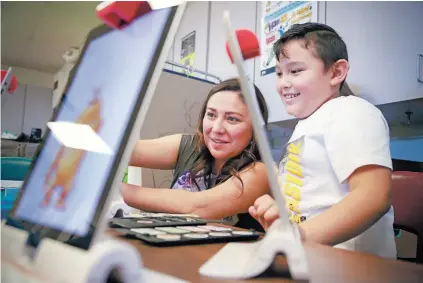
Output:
[168, 2, 422, 118]
[170, 2, 210, 80]
[207, 1, 257, 81]
[52, 62, 74, 109]
[167, 1, 422, 159]
[165, 1, 323, 154]
[167, 1, 325, 124]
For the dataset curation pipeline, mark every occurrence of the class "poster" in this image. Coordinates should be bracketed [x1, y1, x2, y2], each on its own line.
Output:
[180, 31, 196, 67]
[260, 1, 317, 76]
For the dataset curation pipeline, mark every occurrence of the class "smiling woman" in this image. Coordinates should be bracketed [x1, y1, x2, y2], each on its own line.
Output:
[121, 78, 270, 231]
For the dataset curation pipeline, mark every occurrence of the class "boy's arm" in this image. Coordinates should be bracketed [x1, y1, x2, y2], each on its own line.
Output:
[249, 164, 392, 245]
[298, 164, 392, 246]
[121, 162, 270, 219]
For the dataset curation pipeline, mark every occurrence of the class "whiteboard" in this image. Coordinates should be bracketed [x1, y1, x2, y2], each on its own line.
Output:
[138, 69, 217, 188]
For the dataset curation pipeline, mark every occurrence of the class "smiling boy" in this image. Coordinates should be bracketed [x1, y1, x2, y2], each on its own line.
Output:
[249, 23, 396, 258]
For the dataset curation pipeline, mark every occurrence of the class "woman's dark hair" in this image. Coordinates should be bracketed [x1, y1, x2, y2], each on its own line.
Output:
[190, 78, 269, 191]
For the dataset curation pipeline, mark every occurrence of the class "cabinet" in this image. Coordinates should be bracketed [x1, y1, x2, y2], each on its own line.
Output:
[1, 84, 26, 135]
[326, 1, 423, 105]
[23, 85, 53, 134]
[172, 1, 209, 80]
[1, 84, 53, 136]
[208, 1, 257, 81]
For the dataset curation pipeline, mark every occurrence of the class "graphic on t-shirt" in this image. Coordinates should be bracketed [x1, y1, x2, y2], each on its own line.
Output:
[173, 170, 207, 192]
[172, 170, 238, 225]
[40, 92, 103, 209]
[280, 138, 306, 223]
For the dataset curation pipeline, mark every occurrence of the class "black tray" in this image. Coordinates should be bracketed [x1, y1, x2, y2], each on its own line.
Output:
[117, 225, 262, 247]
[109, 215, 208, 229]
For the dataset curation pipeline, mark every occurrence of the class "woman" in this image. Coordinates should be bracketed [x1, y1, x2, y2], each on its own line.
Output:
[121, 78, 270, 231]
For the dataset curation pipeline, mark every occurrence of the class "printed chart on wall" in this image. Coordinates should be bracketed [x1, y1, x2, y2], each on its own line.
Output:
[180, 31, 196, 69]
[260, 1, 317, 76]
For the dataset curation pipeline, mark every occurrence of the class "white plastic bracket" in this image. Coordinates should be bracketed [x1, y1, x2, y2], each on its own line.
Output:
[1, 221, 142, 283]
[199, 219, 308, 280]
[199, 10, 309, 281]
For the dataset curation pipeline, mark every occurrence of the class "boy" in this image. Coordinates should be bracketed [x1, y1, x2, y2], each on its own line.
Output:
[249, 23, 396, 258]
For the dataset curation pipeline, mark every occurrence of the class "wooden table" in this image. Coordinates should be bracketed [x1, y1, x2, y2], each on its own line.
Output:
[114, 233, 423, 283]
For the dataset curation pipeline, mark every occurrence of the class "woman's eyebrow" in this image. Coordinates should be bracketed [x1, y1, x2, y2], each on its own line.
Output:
[207, 107, 243, 117]
[226, 111, 243, 117]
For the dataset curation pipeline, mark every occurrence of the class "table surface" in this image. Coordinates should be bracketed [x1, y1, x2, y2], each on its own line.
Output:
[111, 230, 423, 283]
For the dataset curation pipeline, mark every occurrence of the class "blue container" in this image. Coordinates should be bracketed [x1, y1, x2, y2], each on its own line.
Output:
[1, 157, 31, 219]
[1, 188, 20, 219]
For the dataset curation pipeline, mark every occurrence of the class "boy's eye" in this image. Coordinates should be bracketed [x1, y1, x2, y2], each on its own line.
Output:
[291, 69, 303, 74]
[276, 72, 282, 77]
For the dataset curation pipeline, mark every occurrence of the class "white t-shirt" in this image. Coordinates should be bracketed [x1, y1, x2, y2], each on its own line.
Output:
[278, 95, 396, 258]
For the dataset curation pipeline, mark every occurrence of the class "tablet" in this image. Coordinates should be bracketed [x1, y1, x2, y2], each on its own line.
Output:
[5, 4, 185, 250]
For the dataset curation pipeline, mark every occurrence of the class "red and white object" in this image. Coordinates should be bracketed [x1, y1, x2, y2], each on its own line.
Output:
[1, 67, 18, 95]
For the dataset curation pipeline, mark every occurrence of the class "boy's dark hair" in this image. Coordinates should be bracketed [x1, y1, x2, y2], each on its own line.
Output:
[273, 22, 350, 92]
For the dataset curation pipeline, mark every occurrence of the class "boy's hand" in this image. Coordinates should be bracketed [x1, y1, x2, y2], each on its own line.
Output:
[249, 194, 280, 231]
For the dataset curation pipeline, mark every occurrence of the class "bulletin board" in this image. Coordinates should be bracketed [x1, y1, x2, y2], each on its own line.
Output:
[260, 1, 318, 76]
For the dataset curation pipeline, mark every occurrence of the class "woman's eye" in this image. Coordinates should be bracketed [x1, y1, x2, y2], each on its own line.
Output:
[227, 116, 240, 122]
[206, 112, 215, 118]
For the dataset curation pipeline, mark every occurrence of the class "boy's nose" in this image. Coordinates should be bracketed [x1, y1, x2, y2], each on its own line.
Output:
[278, 76, 292, 89]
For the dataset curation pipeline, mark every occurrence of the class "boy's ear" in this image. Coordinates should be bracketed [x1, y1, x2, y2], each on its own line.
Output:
[330, 59, 349, 87]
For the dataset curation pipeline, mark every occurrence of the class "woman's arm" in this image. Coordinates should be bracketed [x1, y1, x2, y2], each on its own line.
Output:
[299, 164, 392, 246]
[121, 162, 270, 219]
[128, 134, 182, 170]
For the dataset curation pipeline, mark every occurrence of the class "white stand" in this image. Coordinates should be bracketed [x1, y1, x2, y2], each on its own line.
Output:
[199, 219, 309, 280]
[107, 198, 137, 218]
[1, 222, 142, 283]
[205, 11, 309, 281]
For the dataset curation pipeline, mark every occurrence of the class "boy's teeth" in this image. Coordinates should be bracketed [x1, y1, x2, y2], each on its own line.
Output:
[286, 94, 299, 99]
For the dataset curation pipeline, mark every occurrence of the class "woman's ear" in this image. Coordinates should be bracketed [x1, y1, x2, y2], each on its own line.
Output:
[330, 59, 349, 88]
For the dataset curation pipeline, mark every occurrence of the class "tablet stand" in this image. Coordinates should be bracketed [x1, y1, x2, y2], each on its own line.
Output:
[199, 12, 309, 281]
[1, 221, 143, 283]
[199, 219, 308, 280]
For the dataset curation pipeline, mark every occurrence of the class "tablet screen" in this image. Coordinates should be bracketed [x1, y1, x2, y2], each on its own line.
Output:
[13, 7, 173, 237]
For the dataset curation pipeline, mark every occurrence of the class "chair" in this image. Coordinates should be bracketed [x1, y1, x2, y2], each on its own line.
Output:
[391, 171, 423, 263]
[1, 157, 32, 219]
[1, 157, 32, 181]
